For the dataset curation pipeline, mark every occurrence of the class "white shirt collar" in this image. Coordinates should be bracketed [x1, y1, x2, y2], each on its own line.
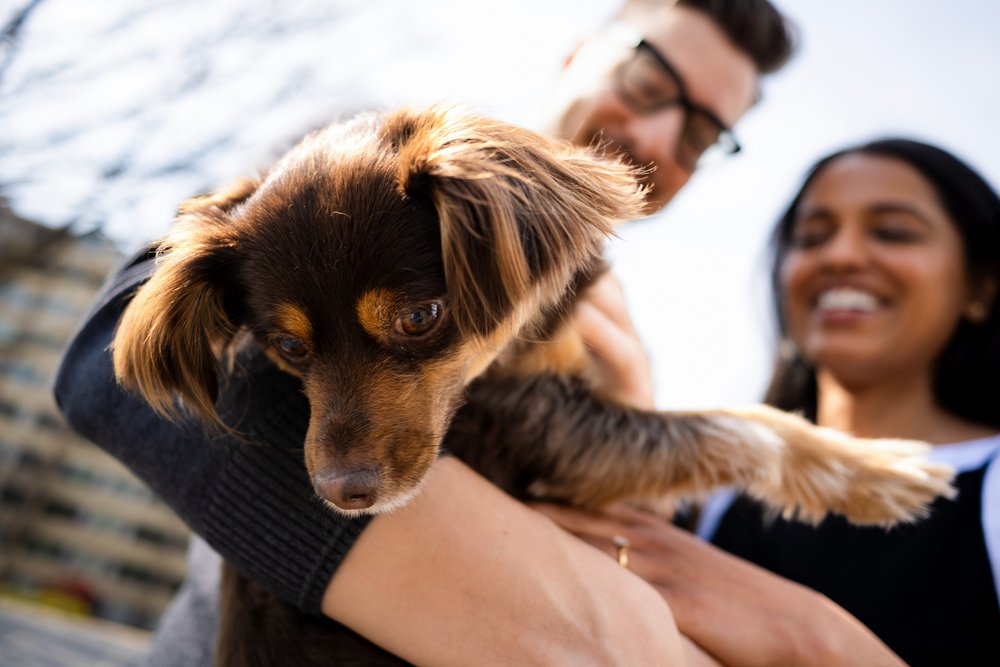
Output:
[928, 434, 1000, 472]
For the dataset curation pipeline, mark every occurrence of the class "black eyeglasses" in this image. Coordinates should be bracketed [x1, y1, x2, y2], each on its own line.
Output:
[615, 38, 741, 169]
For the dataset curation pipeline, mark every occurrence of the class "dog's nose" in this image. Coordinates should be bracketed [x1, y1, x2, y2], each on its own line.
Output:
[313, 467, 379, 511]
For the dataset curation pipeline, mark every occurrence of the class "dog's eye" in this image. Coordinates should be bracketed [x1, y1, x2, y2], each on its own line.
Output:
[394, 302, 441, 337]
[273, 335, 310, 362]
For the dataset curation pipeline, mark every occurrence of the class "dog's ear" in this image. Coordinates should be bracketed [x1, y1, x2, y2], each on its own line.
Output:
[112, 177, 260, 426]
[392, 107, 647, 336]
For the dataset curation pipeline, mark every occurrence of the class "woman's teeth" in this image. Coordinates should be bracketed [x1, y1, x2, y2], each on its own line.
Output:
[816, 288, 880, 312]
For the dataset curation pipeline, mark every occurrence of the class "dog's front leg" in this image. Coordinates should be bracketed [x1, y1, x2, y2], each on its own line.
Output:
[448, 375, 954, 526]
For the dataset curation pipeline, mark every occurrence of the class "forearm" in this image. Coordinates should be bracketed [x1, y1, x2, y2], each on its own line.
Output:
[324, 457, 688, 666]
[795, 594, 905, 667]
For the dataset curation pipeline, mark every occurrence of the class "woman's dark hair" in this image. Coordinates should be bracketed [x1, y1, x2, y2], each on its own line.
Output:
[765, 138, 1000, 427]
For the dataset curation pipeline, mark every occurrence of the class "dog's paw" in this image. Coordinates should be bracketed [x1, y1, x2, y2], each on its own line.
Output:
[762, 426, 957, 526]
[826, 435, 955, 526]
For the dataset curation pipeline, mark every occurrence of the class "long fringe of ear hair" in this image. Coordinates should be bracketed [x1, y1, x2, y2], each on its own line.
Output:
[391, 106, 648, 336]
[112, 177, 259, 426]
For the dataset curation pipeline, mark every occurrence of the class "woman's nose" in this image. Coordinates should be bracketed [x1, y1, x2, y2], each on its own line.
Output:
[818, 227, 867, 268]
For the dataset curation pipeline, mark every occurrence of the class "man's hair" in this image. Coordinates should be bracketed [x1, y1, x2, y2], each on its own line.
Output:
[617, 0, 796, 74]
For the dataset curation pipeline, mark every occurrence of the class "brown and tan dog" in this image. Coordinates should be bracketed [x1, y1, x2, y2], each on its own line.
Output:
[112, 107, 954, 665]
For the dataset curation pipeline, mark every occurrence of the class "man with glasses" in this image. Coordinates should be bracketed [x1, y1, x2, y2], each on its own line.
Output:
[57, 1, 803, 665]
[546, 0, 790, 213]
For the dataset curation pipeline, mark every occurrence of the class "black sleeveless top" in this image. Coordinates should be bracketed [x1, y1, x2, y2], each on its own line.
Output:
[712, 465, 1000, 666]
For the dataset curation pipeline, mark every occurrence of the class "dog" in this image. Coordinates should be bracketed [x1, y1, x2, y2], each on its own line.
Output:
[112, 106, 954, 664]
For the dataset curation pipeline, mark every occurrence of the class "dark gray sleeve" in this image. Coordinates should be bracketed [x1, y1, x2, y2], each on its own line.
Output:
[53, 248, 370, 614]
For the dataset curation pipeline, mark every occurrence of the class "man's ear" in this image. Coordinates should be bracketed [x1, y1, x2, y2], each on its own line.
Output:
[391, 107, 647, 336]
[112, 177, 260, 425]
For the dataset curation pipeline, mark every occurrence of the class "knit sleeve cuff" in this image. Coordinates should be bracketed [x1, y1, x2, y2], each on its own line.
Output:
[201, 350, 373, 614]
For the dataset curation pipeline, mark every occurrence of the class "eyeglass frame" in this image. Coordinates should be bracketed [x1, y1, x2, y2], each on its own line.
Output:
[613, 35, 743, 163]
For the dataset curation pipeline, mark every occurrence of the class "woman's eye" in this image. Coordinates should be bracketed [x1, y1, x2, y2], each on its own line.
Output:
[273, 335, 309, 361]
[789, 216, 833, 249]
[872, 222, 921, 243]
[790, 229, 830, 249]
[394, 302, 441, 337]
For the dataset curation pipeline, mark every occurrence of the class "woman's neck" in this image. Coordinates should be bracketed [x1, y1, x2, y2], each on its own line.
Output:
[815, 370, 998, 445]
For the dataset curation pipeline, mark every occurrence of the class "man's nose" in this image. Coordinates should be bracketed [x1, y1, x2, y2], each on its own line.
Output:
[624, 105, 688, 170]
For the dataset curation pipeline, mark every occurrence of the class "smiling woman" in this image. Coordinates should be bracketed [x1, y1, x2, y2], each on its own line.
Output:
[780, 153, 989, 406]
[707, 138, 1000, 667]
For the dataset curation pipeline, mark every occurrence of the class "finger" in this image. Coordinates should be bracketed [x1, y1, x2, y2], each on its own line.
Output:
[531, 502, 639, 541]
[577, 301, 640, 361]
[582, 273, 636, 333]
[531, 504, 640, 567]
[602, 502, 672, 526]
[602, 504, 714, 554]
[576, 302, 655, 409]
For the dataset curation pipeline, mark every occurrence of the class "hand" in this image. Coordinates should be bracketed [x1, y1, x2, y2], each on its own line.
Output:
[532, 502, 906, 667]
[576, 272, 655, 410]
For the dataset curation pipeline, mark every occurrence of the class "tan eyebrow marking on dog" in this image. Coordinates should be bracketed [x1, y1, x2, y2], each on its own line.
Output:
[357, 288, 398, 340]
[274, 303, 313, 342]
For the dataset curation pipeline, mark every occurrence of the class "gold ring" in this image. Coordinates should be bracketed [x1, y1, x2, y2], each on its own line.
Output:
[612, 535, 631, 569]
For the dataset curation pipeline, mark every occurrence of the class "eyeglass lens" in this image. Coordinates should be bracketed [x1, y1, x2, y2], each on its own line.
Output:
[616, 44, 732, 168]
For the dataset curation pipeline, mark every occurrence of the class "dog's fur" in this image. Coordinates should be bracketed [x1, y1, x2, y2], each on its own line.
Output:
[112, 107, 955, 665]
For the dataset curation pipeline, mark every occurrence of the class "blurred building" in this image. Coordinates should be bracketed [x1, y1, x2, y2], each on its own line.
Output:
[0, 200, 189, 631]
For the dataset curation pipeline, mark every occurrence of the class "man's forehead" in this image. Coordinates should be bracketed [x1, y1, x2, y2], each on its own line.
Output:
[623, 5, 758, 125]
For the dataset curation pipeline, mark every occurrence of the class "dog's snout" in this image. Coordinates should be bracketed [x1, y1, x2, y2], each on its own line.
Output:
[313, 466, 380, 511]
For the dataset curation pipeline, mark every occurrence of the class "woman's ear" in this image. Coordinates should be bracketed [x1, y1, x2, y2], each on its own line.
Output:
[966, 274, 998, 323]
[392, 107, 647, 337]
[112, 177, 260, 425]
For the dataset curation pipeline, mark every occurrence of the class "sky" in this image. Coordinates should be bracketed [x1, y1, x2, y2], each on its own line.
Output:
[1, 0, 998, 409]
